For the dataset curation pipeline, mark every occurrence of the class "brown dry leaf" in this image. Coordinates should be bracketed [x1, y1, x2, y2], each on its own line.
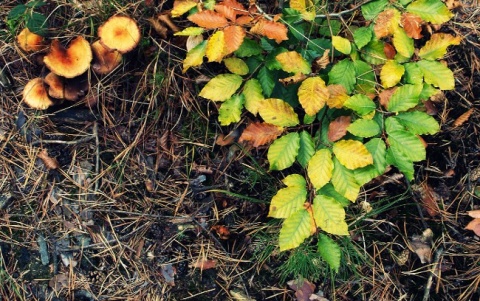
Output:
[49, 273, 69, 291]
[38, 149, 59, 169]
[414, 183, 440, 217]
[223, 25, 246, 54]
[444, 0, 462, 9]
[148, 17, 168, 38]
[410, 228, 433, 264]
[453, 108, 474, 127]
[239, 122, 284, 147]
[312, 49, 330, 72]
[158, 13, 180, 32]
[250, 19, 288, 43]
[161, 264, 176, 286]
[374, 9, 399, 38]
[187, 10, 228, 29]
[467, 210, 480, 218]
[465, 218, 480, 236]
[328, 116, 351, 142]
[192, 259, 217, 270]
[423, 100, 438, 115]
[430, 90, 445, 102]
[287, 279, 316, 301]
[211, 225, 231, 239]
[279, 73, 307, 86]
[215, 133, 235, 146]
[215, 4, 236, 21]
[401, 12, 423, 39]
[383, 42, 396, 59]
[378, 87, 397, 108]
[326, 84, 349, 108]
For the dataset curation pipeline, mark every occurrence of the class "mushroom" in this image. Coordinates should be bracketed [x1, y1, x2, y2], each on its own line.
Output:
[98, 15, 141, 54]
[16, 28, 46, 52]
[23, 78, 54, 109]
[91, 41, 122, 75]
[43, 36, 92, 78]
[44, 72, 89, 101]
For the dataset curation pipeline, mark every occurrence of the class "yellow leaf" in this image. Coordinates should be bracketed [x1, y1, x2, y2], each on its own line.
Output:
[242, 78, 263, 115]
[380, 60, 405, 88]
[418, 33, 462, 60]
[171, 0, 198, 18]
[313, 195, 349, 235]
[182, 40, 206, 73]
[258, 98, 299, 127]
[290, 0, 316, 21]
[297, 77, 329, 115]
[332, 36, 352, 55]
[269, 174, 307, 218]
[276, 51, 311, 74]
[333, 140, 373, 170]
[206, 31, 226, 62]
[199, 74, 242, 101]
[326, 84, 349, 109]
[174, 27, 204, 36]
[307, 149, 333, 190]
[223, 57, 248, 75]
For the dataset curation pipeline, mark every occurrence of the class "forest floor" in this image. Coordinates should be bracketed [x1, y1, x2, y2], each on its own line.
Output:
[0, 0, 479, 300]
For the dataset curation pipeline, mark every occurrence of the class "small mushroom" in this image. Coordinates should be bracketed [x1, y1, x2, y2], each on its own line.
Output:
[17, 28, 46, 52]
[43, 36, 93, 78]
[98, 15, 141, 54]
[91, 41, 122, 75]
[44, 72, 89, 101]
[23, 78, 54, 109]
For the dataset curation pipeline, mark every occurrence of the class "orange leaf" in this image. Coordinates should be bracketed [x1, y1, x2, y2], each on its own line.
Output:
[378, 87, 397, 108]
[384, 43, 397, 60]
[192, 259, 217, 270]
[239, 122, 284, 147]
[468, 210, 480, 219]
[38, 149, 59, 169]
[235, 15, 253, 25]
[465, 218, 480, 236]
[250, 19, 288, 43]
[401, 13, 423, 39]
[211, 225, 230, 239]
[326, 84, 349, 109]
[223, 25, 246, 54]
[215, 4, 236, 21]
[374, 9, 400, 38]
[328, 116, 351, 142]
[453, 108, 474, 127]
[188, 10, 228, 29]
[223, 0, 248, 15]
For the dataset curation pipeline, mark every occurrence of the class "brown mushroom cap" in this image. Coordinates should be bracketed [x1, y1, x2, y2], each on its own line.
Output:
[98, 15, 141, 54]
[91, 41, 122, 75]
[17, 28, 46, 52]
[43, 37, 93, 78]
[23, 78, 54, 109]
[44, 72, 89, 101]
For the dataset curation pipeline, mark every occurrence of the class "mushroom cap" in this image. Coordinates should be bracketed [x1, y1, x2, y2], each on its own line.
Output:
[43, 37, 93, 78]
[91, 41, 122, 74]
[17, 28, 46, 52]
[23, 78, 54, 109]
[98, 15, 141, 54]
[44, 72, 89, 101]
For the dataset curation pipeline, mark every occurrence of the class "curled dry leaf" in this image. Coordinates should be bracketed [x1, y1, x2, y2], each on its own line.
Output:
[465, 218, 480, 236]
[161, 264, 176, 286]
[38, 149, 59, 169]
[211, 225, 230, 239]
[287, 279, 316, 301]
[467, 210, 480, 219]
[413, 183, 440, 217]
[312, 49, 330, 72]
[410, 228, 433, 264]
[327, 116, 351, 142]
[49, 273, 69, 291]
[453, 108, 474, 128]
[279, 73, 307, 86]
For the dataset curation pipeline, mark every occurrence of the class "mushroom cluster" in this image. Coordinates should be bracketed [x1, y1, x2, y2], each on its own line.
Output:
[20, 15, 141, 110]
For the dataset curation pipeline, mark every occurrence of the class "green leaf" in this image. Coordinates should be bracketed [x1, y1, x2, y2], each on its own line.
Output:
[385, 116, 405, 132]
[279, 209, 312, 251]
[269, 174, 307, 218]
[328, 59, 356, 94]
[331, 158, 360, 201]
[7, 5, 27, 21]
[26, 0, 46, 8]
[26, 12, 47, 36]
[257, 66, 276, 97]
[354, 138, 387, 185]
[344, 94, 376, 115]
[182, 41, 207, 73]
[361, 0, 389, 20]
[393, 28, 414, 58]
[268, 132, 301, 170]
[313, 195, 349, 235]
[348, 119, 381, 137]
[393, 111, 439, 135]
[387, 130, 426, 162]
[223, 57, 249, 75]
[258, 98, 299, 127]
[308, 149, 333, 190]
[317, 184, 350, 207]
[332, 36, 352, 55]
[242, 79, 264, 115]
[318, 234, 342, 273]
[218, 94, 245, 126]
[417, 60, 455, 90]
[361, 40, 387, 65]
[353, 26, 373, 49]
[318, 19, 342, 36]
[380, 60, 405, 88]
[406, 0, 453, 24]
[353, 60, 376, 94]
[419, 83, 440, 100]
[234, 38, 263, 57]
[386, 146, 414, 181]
[387, 84, 422, 112]
[297, 131, 315, 168]
[199, 74, 243, 101]
[403, 63, 423, 85]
